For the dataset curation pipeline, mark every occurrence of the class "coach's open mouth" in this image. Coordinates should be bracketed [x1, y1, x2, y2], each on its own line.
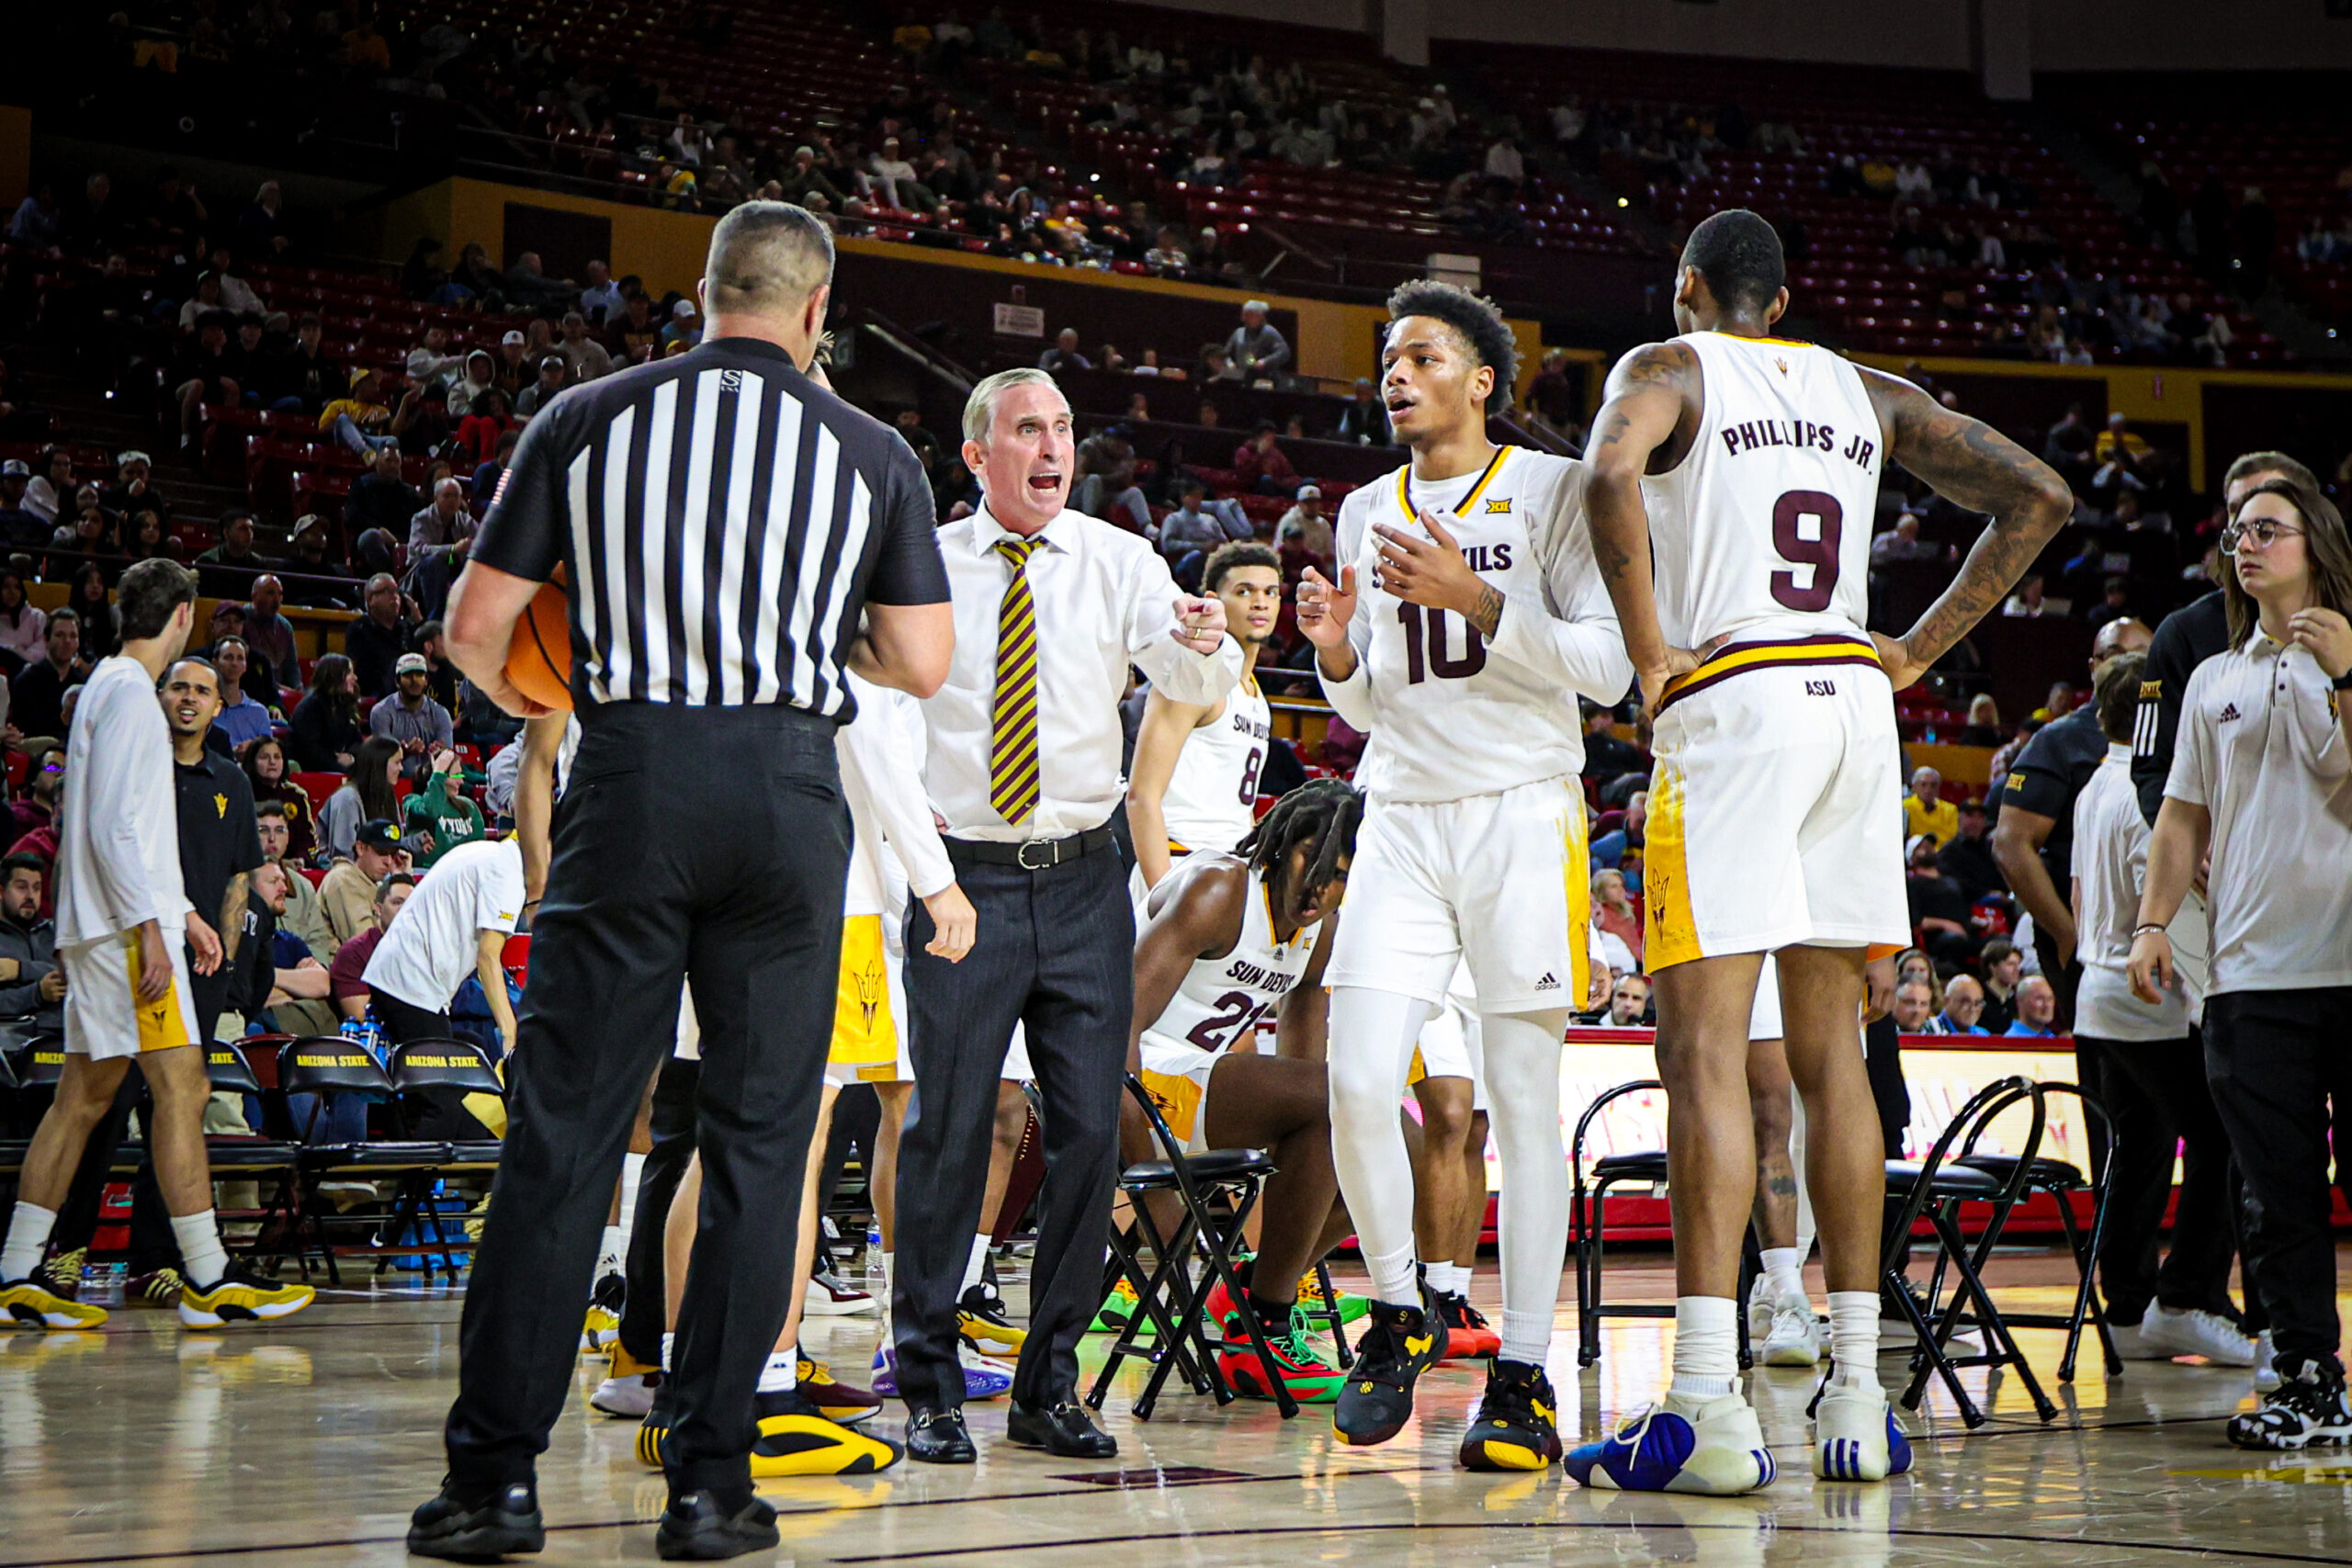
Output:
[1027, 471, 1063, 496]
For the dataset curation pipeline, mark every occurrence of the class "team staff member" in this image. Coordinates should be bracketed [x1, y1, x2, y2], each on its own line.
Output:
[0, 559, 312, 1332]
[408, 202, 952, 1563]
[2131, 471, 2352, 1451]
[893, 367, 1237, 1465]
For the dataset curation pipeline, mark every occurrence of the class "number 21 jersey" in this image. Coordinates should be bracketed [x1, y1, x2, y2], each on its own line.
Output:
[1329, 446, 1627, 804]
[1637, 332, 1883, 651]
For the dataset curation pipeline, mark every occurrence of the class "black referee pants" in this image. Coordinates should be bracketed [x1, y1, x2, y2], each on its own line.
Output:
[892, 840, 1132, 1412]
[443, 705, 849, 1496]
[2203, 987, 2352, 1373]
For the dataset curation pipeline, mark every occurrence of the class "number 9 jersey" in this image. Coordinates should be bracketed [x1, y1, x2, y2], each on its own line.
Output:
[1324, 445, 1632, 805]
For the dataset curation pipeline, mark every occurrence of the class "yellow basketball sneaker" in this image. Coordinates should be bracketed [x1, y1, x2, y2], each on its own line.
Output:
[0, 1278, 108, 1330]
[178, 1265, 317, 1327]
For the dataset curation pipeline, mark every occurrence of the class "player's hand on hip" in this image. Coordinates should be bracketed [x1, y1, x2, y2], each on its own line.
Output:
[1871, 632, 1928, 693]
[2288, 607, 2352, 679]
[1374, 511, 1480, 615]
[2126, 929, 2173, 1005]
[922, 882, 978, 964]
[1295, 564, 1357, 648]
[1171, 592, 1227, 654]
[1636, 647, 1701, 716]
[186, 912, 224, 976]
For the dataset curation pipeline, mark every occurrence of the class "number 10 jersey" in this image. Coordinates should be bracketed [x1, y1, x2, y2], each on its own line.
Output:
[1638, 330, 1883, 654]
[1326, 446, 1631, 805]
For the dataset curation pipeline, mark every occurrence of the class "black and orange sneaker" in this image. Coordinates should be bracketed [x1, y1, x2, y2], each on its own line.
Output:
[1433, 1289, 1501, 1360]
[1333, 1285, 1446, 1447]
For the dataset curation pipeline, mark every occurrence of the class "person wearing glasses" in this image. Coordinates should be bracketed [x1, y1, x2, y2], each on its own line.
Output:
[2131, 468, 2352, 1452]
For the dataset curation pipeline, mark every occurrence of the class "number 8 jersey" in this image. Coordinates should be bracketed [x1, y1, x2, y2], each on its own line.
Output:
[1637, 331, 1883, 651]
[1325, 445, 1630, 805]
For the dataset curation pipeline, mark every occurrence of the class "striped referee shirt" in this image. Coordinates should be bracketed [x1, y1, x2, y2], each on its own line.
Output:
[470, 336, 948, 718]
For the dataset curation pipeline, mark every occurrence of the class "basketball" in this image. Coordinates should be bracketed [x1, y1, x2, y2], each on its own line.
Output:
[506, 567, 572, 712]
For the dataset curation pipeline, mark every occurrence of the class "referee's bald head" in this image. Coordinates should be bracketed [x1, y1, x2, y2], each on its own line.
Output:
[701, 202, 834, 325]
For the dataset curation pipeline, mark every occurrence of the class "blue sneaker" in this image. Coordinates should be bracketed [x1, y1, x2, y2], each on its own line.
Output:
[1565, 1391, 1776, 1495]
[1813, 1382, 1912, 1481]
[869, 1344, 1014, 1401]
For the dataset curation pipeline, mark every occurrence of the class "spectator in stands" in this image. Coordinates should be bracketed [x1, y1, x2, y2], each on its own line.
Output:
[403, 747, 485, 870]
[62, 567, 116, 665]
[347, 446, 424, 543]
[1592, 868, 1644, 967]
[289, 652, 365, 773]
[6, 183, 60, 249]
[1580, 704, 1645, 784]
[2042, 405, 2095, 488]
[488, 332, 532, 400]
[8, 750, 58, 845]
[1937, 798, 2001, 903]
[1037, 328, 1091, 373]
[194, 509, 267, 597]
[2082, 575, 2135, 630]
[454, 389, 516, 469]
[20, 450, 70, 527]
[1233, 421, 1301, 498]
[1962, 693, 2003, 747]
[326, 870, 414, 1020]
[1871, 513, 1943, 564]
[278, 517, 348, 604]
[660, 302, 702, 353]
[246, 740, 317, 863]
[1224, 300, 1291, 378]
[322, 368, 399, 455]
[605, 293, 662, 366]
[1590, 790, 1647, 893]
[237, 179, 289, 257]
[0, 567, 46, 669]
[1607, 975, 1652, 1027]
[203, 606, 277, 711]
[1892, 979, 1935, 1032]
[1274, 484, 1332, 559]
[1151, 478, 1238, 579]
[1906, 833, 1978, 967]
[0, 847, 61, 1028]
[322, 737, 402, 863]
[394, 381, 453, 458]
[209, 638, 276, 752]
[98, 452, 158, 520]
[370, 653, 455, 784]
[556, 313, 614, 382]
[1904, 766, 1958, 847]
[173, 311, 241, 453]
[447, 351, 498, 417]
[12, 609, 84, 748]
[1145, 225, 1192, 275]
[321, 820, 410, 946]
[578, 260, 623, 323]
[407, 325, 466, 389]
[2005, 976, 2059, 1038]
[1929, 975, 1991, 1035]
[0, 463, 42, 550]
[345, 572, 417, 699]
[514, 355, 569, 418]
[241, 575, 299, 691]
[1334, 378, 1390, 446]
[2003, 572, 2064, 616]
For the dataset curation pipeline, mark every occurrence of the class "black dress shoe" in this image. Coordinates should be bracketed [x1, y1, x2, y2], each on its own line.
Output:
[1005, 1398, 1117, 1459]
[655, 1489, 779, 1562]
[407, 1478, 544, 1560]
[905, 1405, 977, 1463]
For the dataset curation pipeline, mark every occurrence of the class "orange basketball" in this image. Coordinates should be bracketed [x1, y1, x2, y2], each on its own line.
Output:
[506, 567, 573, 713]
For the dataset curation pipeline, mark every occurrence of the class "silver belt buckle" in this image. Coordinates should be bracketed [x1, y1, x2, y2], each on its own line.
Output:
[1016, 837, 1058, 872]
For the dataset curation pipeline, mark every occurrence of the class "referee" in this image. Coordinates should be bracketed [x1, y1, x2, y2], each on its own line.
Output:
[408, 203, 953, 1563]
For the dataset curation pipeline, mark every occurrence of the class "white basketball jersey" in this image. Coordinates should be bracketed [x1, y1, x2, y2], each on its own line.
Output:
[1638, 332, 1883, 650]
[1159, 677, 1272, 857]
[1329, 446, 1629, 804]
[1137, 861, 1321, 1065]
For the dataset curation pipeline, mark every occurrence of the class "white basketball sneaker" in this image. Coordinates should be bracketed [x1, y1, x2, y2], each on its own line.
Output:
[1813, 1379, 1913, 1483]
[1566, 1387, 1776, 1495]
[1760, 1295, 1823, 1368]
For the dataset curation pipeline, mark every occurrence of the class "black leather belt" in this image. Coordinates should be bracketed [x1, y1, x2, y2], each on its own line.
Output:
[948, 827, 1117, 871]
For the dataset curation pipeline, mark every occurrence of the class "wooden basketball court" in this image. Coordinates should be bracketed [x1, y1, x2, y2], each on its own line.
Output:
[6, 1249, 2346, 1567]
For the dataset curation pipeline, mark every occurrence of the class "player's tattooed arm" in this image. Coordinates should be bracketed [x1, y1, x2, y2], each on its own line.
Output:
[1863, 368, 2074, 690]
[1588, 341, 1702, 711]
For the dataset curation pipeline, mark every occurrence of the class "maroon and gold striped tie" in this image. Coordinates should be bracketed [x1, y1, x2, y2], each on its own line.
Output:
[989, 536, 1047, 823]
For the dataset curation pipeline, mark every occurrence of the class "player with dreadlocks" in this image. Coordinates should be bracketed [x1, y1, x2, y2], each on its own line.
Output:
[1118, 778, 1365, 1404]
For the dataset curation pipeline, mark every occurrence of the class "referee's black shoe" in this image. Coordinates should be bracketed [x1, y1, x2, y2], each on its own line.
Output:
[905, 1405, 977, 1463]
[406, 1476, 544, 1560]
[1005, 1397, 1117, 1458]
[1334, 1284, 1447, 1447]
[655, 1488, 779, 1562]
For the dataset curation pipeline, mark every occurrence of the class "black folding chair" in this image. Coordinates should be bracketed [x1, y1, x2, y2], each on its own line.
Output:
[1087, 1074, 1295, 1420]
[1570, 1078, 1757, 1369]
[388, 1038, 507, 1275]
[1955, 1080, 2120, 1382]
[259, 1037, 451, 1283]
[1878, 1076, 2058, 1428]
[200, 1040, 299, 1199]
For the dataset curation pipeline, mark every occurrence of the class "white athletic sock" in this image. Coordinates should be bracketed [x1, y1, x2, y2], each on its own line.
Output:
[1482, 1010, 1575, 1371]
[1759, 1247, 1804, 1306]
[1827, 1291, 1881, 1390]
[662, 1330, 675, 1371]
[1326, 987, 1436, 1306]
[1669, 1295, 1740, 1402]
[616, 1152, 646, 1249]
[1425, 1260, 1470, 1298]
[173, 1211, 229, 1291]
[961, 1234, 989, 1294]
[757, 1347, 797, 1393]
[2, 1201, 57, 1281]
[595, 1224, 625, 1280]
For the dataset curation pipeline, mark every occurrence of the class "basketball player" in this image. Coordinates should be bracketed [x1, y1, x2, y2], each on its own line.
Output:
[1126, 541, 1283, 891]
[1125, 779, 1363, 1403]
[1295, 278, 1633, 1471]
[1568, 209, 2072, 1492]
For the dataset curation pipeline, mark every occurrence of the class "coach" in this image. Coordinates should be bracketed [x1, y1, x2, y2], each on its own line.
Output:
[408, 203, 953, 1563]
[892, 367, 1238, 1463]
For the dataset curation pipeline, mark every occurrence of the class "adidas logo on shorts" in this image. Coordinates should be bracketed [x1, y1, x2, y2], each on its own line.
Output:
[1534, 972, 1560, 991]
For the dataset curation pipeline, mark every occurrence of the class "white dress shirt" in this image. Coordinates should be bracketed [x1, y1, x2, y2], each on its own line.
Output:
[59, 655, 194, 947]
[920, 505, 1242, 841]
[2165, 627, 2352, 994]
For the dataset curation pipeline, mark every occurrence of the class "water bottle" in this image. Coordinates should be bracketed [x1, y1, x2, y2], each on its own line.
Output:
[865, 1218, 884, 1281]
